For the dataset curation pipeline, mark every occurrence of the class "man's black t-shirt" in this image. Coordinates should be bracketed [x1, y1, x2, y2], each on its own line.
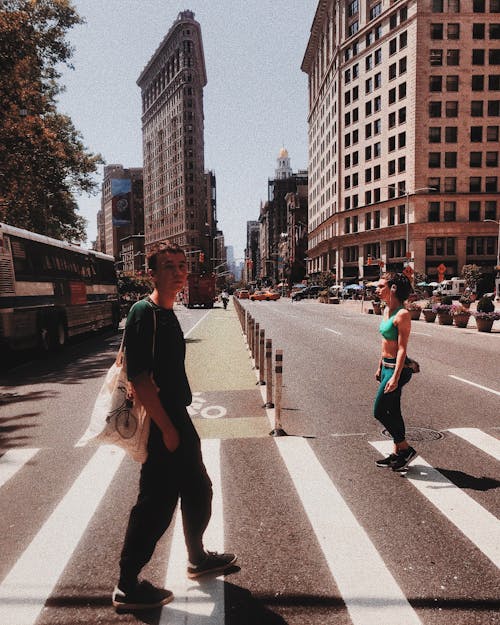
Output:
[124, 297, 192, 407]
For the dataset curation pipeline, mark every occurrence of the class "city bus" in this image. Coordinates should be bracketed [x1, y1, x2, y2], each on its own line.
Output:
[0, 222, 120, 352]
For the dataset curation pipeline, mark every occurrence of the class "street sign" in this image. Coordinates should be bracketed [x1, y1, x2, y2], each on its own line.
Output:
[403, 265, 414, 278]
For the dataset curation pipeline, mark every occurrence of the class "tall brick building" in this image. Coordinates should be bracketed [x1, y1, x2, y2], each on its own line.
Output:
[302, 0, 499, 287]
[137, 10, 211, 271]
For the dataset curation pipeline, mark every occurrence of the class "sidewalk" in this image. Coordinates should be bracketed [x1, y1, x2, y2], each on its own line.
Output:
[183, 303, 271, 440]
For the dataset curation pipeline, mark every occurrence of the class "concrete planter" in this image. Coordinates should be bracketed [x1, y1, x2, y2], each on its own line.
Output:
[437, 312, 453, 325]
[408, 308, 421, 321]
[422, 309, 436, 323]
[453, 312, 470, 328]
[476, 317, 494, 332]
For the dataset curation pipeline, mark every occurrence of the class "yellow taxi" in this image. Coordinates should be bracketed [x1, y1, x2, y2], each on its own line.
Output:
[249, 289, 281, 301]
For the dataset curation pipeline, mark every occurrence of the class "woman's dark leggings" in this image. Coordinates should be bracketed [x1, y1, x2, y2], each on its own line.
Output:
[118, 405, 212, 590]
[374, 359, 412, 444]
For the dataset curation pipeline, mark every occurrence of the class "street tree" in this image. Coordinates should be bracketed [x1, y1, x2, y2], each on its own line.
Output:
[0, 0, 102, 242]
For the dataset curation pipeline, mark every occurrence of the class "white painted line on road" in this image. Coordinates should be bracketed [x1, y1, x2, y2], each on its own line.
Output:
[412, 331, 433, 337]
[0, 445, 124, 625]
[448, 428, 500, 461]
[0, 449, 39, 489]
[449, 375, 500, 397]
[161, 439, 224, 624]
[184, 310, 212, 338]
[370, 441, 500, 569]
[275, 437, 422, 625]
[325, 327, 342, 335]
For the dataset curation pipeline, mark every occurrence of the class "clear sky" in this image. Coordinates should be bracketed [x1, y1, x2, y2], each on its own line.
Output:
[58, 1, 317, 260]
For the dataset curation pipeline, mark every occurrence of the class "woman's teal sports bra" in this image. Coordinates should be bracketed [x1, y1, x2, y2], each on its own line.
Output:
[379, 307, 403, 341]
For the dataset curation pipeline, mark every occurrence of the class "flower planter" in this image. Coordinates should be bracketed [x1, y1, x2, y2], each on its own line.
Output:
[409, 309, 421, 321]
[437, 312, 453, 325]
[476, 317, 494, 332]
[453, 312, 470, 328]
[422, 309, 437, 323]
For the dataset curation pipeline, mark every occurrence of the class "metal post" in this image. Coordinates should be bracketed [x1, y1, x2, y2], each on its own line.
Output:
[254, 322, 260, 366]
[265, 338, 274, 407]
[270, 349, 287, 436]
[258, 329, 265, 384]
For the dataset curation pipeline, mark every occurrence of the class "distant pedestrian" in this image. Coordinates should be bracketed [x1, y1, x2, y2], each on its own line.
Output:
[112, 241, 236, 612]
[373, 272, 417, 472]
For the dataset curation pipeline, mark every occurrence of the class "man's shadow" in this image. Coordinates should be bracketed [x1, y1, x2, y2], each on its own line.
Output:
[133, 573, 286, 625]
[408, 465, 500, 491]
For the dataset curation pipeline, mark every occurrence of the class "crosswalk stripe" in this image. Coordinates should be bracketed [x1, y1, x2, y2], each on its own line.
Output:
[448, 428, 500, 461]
[275, 437, 422, 625]
[370, 441, 500, 569]
[0, 449, 39, 489]
[160, 439, 225, 624]
[0, 445, 124, 625]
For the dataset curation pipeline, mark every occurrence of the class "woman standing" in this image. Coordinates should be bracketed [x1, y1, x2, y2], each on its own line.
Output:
[374, 272, 417, 472]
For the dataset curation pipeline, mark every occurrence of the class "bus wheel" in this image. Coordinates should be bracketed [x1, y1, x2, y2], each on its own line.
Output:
[53, 319, 67, 350]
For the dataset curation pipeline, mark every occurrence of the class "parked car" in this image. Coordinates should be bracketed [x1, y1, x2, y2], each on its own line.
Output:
[250, 289, 281, 301]
[236, 289, 250, 299]
[292, 285, 322, 301]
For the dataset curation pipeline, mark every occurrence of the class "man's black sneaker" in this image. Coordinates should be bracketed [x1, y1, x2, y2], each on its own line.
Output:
[187, 551, 237, 579]
[376, 453, 398, 468]
[391, 447, 417, 472]
[112, 580, 173, 611]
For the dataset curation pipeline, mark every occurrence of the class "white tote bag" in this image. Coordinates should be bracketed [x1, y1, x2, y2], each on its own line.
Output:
[78, 305, 156, 463]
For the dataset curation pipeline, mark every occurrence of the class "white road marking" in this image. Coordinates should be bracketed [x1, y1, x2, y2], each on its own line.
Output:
[449, 375, 500, 397]
[184, 310, 212, 338]
[370, 441, 500, 568]
[161, 439, 224, 624]
[274, 437, 422, 625]
[412, 331, 433, 337]
[325, 327, 342, 335]
[448, 428, 500, 461]
[0, 445, 124, 625]
[0, 449, 39, 489]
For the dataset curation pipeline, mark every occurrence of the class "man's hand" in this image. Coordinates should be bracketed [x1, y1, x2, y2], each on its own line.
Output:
[162, 424, 180, 452]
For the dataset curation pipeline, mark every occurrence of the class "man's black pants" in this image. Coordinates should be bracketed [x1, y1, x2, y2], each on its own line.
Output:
[118, 404, 212, 589]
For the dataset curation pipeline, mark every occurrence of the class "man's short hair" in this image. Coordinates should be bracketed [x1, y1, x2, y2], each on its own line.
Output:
[147, 241, 186, 271]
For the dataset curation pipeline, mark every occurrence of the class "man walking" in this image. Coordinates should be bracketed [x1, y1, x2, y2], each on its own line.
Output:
[112, 241, 236, 611]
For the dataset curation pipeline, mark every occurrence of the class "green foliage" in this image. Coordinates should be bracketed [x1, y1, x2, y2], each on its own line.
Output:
[476, 295, 495, 313]
[0, 0, 103, 242]
[461, 264, 482, 292]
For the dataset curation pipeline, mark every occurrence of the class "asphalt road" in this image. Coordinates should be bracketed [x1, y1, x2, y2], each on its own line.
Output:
[0, 299, 498, 625]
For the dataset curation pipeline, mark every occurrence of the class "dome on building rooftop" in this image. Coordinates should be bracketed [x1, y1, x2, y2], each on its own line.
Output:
[278, 147, 289, 158]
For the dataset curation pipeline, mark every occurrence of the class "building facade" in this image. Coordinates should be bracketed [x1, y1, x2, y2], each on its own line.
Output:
[99, 164, 144, 261]
[137, 10, 210, 272]
[245, 220, 260, 283]
[302, 0, 499, 287]
[259, 149, 308, 284]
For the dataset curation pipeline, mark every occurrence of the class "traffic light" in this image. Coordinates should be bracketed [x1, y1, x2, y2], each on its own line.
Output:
[199, 252, 205, 263]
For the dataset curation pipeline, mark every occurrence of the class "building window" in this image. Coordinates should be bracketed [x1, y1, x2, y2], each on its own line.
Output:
[430, 76, 443, 91]
[374, 142, 381, 157]
[389, 63, 397, 80]
[445, 152, 457, 167]
[431, 49, 443, 65]
[472, 75, 485, 90]
[399, 204, 406, 223]
[445, 176, 457, 191]
[389, 37, 397, 55]
[446, 75, 459, 91]
[447, 49, 460, 65]
[473, 49, 485, 64]
[473, 23, 486, 38]
[429, 127, 441, 142]
[473, 0, 485, 11]
[389, 112, 396, 128]
[429, 177, 441, 191]
[486, 176, 498, 191]
[374, 210, 381, 228]
[429, 101, 442, 117]
[389, 206, 396, 225]
[489, 50, 500, 64]
[485, 200, 497, 220]
[487, 124, 499, 139]
[431, 23, 444, 39]
[399, 82, 407, 98]
[490, 24, 500, 38]
[429, 152, 441, 167]
[345, 217, 351, 233]
[446, 100, 458, 117]
[448, 23, 460, 38]
[486, 151, 499, 166]
[471, 100, 484, 115]
[398, 156, 406, 172]
[429, 202, 441, 221]
[445, 126, 458, 142]
[388, 160, 396, 175]
[432, 0, 444, 11]
[470, 176, 482, 192]
[469, 152, 483, 167]
[388, 239, 407, 258]
[471, 126, 483, 141]
[488, 75, 500, 90]
[444, 201, 457, 221]
[469, 201, 481, 220]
